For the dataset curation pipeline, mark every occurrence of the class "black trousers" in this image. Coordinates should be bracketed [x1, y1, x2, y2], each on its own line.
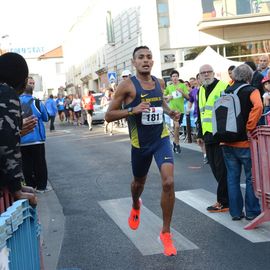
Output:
[49, 115, 55, 131]
[205, 143, 229, 206]
[21, 143, 48, 190]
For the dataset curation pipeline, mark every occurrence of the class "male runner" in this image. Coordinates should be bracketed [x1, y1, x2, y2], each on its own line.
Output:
[105, 46, 179, 256]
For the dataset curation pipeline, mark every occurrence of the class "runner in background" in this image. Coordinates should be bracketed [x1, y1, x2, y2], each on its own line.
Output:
[164, 70, 189, 154]
[82, 90, 96, 131]
[56, 93, 65, 123]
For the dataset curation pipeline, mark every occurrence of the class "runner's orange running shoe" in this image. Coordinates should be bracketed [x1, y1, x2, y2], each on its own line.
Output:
[159, 231, 177, 256]
[128, 198, 142, 230]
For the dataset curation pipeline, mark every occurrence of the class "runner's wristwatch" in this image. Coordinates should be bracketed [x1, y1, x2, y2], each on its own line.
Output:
[127, 107, 134, 115]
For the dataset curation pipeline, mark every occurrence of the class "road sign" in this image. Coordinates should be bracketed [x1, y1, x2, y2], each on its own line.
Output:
[108, 72, 117, 83]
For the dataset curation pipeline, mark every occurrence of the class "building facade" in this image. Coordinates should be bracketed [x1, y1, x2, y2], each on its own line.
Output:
[63, 0, 270, 94]
[64, 0, 161, 95]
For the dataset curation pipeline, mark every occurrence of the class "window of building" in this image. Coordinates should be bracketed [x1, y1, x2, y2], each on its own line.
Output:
[183, 40, 270, 65]
[225, 40, 270, 60]
[157, 0, 170, 28]
[56, 62, 64, 74]
[106, 11, 115, 44]
[225, 43, 270, 64]
[201, 0, 270, 20]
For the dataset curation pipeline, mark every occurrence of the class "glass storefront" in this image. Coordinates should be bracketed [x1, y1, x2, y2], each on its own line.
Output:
[184, 39, 270, 64]
[201, 0, 270, 19]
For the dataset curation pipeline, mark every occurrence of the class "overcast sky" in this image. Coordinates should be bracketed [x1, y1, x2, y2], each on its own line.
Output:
[0, 0, 91, 49]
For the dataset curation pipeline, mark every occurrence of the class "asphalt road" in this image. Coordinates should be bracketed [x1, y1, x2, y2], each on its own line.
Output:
[41, 122, 270, 270]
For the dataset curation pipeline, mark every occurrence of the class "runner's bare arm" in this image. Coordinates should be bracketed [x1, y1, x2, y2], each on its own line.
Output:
[105, 82, 131, 122]
[162, 99, 172, 114]
[105, 81, 151, 122]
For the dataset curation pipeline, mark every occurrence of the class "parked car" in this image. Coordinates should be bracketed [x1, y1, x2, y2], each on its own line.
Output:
[92, 93, 105, 123]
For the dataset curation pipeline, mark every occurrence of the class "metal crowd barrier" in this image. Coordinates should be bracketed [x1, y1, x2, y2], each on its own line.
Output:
[245, 125, 270, 230]
[0, 191, 42, 270]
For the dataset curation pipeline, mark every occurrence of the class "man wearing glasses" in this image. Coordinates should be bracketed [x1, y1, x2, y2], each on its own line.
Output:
[197, 64, 229, 213]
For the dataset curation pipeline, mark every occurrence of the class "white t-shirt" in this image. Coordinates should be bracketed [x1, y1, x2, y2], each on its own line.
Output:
[72, 98, 82, 112]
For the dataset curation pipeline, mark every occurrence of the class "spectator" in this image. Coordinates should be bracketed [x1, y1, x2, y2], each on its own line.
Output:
[245, 61, 264, 98]
[187, 75, 208, 164]
[121, 69, 132, 81]
[45, 94, 58, 131]
[222, 64, 262, 221]
[0, 52, 37, 206]
[258, 54, 270, 77]
[261, 76, 270, 124]
[228, 65, 236, 86]
[197, 64, 229, 212]
[184, 80, 191, 91]
[20, 77, 50, 193]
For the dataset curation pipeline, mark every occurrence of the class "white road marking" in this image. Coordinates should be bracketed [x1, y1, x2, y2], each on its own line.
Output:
[175, 189, 270, 243]
[99, 197, 198, 256]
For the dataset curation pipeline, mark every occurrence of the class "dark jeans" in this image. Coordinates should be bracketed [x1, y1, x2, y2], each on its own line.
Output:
[222, 146, 261, 217]
[21, 143, 48, 190]
[205, 143, 229, 206]
[49, 115, 55, 131]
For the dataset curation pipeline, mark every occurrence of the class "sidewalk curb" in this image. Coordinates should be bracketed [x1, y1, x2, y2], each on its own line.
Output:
[37, 184, 65, 270]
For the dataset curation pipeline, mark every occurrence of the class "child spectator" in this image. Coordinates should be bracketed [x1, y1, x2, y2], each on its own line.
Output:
[262, 77, 270, 109]
[261, 76, 270, 124]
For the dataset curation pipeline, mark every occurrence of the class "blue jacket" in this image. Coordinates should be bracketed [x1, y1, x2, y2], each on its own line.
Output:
[45, 98, 58, 116]
[19, 94, 49, 145]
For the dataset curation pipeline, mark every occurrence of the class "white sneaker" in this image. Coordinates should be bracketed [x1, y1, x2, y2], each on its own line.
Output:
[35, 189, 45, 194]
[35, 186, 52, 194]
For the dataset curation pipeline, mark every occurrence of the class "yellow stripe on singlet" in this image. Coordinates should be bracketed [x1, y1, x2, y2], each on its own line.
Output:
[130, 122, 140, 148]
[161, 123, 170, 138]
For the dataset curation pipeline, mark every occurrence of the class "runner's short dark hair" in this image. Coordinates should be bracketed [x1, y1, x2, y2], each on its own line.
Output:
[170, 70, 179, 77]
[133, 46, 150, 59]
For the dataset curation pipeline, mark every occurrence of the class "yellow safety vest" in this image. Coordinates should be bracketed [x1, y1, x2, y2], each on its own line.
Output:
[199, 81, 228, 135]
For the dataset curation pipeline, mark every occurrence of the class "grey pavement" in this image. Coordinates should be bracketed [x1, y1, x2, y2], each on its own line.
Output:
[37, 123, 202, 270]
[38, 121, 270, 270]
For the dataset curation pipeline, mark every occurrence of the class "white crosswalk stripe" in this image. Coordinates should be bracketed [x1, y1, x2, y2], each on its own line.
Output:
[99, 197, 198, 256]
[175, 189, 270, 243]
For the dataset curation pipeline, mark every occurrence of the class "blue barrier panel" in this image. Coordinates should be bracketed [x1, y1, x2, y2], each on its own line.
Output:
[0, 199, 41, 270]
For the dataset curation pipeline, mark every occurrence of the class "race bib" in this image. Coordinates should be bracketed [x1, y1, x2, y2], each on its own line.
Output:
[141, 107, 163, 125]
[172, 90, 182, 99]
[59, 101, 64, 105]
